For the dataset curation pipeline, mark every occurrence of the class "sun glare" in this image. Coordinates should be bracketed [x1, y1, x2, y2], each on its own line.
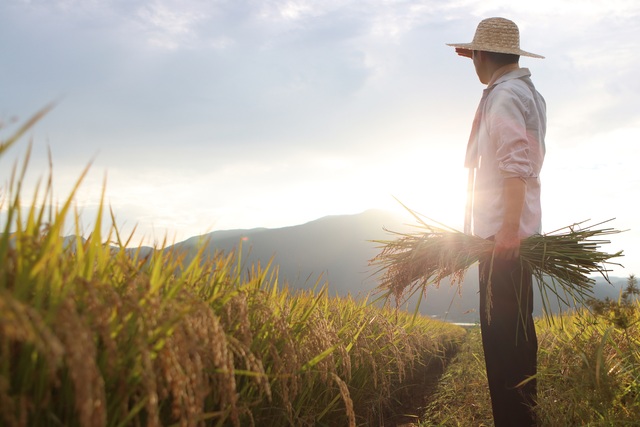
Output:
[379, 148, 467, 231]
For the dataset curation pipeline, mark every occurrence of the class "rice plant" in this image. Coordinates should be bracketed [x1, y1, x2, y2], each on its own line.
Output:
[0, 110, 466, 426]
[535, 303, 640, 425]
[420, 302, 640, 426]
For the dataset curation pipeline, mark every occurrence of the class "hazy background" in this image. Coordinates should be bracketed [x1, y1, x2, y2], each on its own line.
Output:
[1, 0, 638, 276]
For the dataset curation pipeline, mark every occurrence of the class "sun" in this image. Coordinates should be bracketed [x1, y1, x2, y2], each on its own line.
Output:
[377, 151, 468, 231]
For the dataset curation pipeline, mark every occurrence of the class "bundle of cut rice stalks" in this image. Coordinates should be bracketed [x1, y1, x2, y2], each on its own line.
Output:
[369, 207, 624, 321]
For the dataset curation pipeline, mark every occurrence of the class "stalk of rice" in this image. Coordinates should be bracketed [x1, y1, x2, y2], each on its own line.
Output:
[369, 208, 624, 321]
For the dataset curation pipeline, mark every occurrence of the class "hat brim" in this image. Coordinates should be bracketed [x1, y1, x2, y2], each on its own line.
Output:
[446, 42, 545, 59]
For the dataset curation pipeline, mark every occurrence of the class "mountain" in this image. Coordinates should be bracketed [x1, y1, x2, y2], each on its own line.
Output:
[169, 209, 407, 296]
[166, 209, 630, 324]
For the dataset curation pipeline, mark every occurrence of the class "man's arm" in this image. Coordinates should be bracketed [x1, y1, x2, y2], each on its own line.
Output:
[494, 177, 526, 260]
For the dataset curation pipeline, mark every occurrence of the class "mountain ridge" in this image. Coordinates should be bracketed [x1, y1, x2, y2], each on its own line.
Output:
[169, 209, 406, 295]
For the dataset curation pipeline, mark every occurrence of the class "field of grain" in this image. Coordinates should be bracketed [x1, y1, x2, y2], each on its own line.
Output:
[0, 112, 465, 426]
[421, 300, 640, 426]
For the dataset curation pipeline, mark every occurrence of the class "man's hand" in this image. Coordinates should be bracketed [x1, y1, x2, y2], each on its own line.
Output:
[494, 227, 521, 261]
[455, 48, 473, 59]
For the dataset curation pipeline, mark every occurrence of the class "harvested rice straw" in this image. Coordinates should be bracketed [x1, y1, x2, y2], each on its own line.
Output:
[370, 208, 624, 322]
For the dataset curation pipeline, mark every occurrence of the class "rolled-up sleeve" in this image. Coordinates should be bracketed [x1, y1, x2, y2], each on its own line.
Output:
[486, 89, 535, 178]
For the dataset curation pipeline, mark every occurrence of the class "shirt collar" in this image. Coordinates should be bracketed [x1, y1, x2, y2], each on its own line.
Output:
[487, 67, 532, 89]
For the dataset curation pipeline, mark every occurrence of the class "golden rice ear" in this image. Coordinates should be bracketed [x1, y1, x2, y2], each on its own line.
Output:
[332, 373, 356, 427]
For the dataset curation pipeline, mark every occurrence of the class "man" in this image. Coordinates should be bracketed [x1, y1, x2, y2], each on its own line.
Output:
[447, 17, 546, 426]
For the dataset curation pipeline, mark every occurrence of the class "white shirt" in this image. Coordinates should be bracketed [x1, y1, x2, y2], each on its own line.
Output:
[464, 68, 547, 239]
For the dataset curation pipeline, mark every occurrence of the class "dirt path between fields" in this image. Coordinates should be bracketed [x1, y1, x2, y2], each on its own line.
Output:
[381, 345, 459, 427]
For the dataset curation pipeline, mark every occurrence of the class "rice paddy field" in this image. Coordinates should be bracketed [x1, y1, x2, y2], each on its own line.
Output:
[0, 224, 465, 427]
[3, 111, 640, 427]
[421, 301, 640, 426]
[0, 111, 466, 426]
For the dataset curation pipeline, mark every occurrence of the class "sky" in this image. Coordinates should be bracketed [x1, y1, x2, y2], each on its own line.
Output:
[0, 0, 639, 276]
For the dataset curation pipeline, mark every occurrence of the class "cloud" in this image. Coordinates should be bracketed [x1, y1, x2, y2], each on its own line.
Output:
[4, 0, 636, 156]
[134, 1, 205, 50]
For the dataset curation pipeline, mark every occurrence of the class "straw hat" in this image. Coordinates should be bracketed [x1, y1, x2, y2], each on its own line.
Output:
[447, 17, 544, 59]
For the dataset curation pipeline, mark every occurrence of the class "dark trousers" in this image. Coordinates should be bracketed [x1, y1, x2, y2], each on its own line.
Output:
[479, 256, 538, 427]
